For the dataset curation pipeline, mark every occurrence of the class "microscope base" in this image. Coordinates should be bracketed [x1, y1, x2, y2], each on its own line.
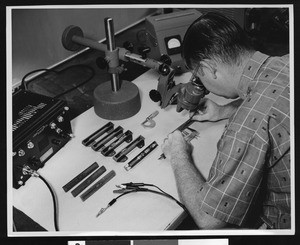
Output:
[93, 80, 141, 120]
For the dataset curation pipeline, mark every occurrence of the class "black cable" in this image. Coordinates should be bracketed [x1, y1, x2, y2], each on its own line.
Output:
[21, 68, 57, 90]
[17, 165, 60, 231]
[53, 64, 95, 99]
[142, 184, 189, 213]
[37, 174, 59, 231]
[119, 182, 188, 211]
[103, 186, 189, 216]
[21, 64, 95, 99]
[143, 188, 189, 214]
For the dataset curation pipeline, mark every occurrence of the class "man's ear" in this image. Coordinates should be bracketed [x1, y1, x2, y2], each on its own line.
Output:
[200, 60, 217, 79]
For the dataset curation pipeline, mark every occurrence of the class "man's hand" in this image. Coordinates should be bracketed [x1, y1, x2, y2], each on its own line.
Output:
[161, 130, 193, 161]
[189, 98, 222, 121]
[190, 98, 243, 122]
[161, 130, 229, 229]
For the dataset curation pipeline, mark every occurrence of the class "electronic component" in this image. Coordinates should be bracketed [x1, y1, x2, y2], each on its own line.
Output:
[145, 9, 202, 73]
[82, 122, 114, 147]
[62, 162, 99, 192]
[13, 90, 73, 189]
[92, 126, 124, 151]
[80, 170, 116, 201]
[101, 130, 133, 157]
[113, 135, 145, 162]
[124, 141, 158, 171]
[71, 165, 107, 197]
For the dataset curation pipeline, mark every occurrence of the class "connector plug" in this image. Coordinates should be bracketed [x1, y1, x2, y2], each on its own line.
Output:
[120, 182, 145, 187]
[22, 165, 39, 177]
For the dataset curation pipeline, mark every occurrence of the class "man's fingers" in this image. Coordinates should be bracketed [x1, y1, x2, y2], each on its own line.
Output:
[198, 97, 208, 107]
[190, 109, 206, 119]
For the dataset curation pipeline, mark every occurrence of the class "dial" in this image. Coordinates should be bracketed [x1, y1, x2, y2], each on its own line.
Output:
[167, 38, 181, 49]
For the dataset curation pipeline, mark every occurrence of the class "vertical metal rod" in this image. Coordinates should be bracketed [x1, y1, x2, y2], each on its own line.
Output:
[105, 17, 120, 92]
[105, 17, 115, 51]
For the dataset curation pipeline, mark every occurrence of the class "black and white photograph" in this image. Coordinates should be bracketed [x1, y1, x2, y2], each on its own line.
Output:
[3, 2, 297, 244]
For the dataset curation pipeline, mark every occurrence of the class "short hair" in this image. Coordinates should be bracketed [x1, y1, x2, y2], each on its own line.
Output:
[182, 12, 254, 70]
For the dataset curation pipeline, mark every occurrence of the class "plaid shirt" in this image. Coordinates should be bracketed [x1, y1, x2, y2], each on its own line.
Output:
[199, 52, 290, 229]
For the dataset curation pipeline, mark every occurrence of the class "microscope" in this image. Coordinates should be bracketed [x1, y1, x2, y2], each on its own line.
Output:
[61, 16, 208, 120]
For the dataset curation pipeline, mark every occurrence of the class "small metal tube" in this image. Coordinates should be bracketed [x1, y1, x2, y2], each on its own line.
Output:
[124, 52, 161, 71]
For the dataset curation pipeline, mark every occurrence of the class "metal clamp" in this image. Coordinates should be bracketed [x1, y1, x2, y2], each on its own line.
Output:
[113, 135, 145, 162]
[92, 126, 123, 151]
[101, 130, 133, 157]
[82, 122, 114, 147]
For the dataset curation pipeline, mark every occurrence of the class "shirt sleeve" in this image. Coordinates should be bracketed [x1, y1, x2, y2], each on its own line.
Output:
[198, 127, 269, 226]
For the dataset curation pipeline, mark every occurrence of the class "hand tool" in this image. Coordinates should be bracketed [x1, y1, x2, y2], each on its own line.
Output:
[141, 111, 159, 128]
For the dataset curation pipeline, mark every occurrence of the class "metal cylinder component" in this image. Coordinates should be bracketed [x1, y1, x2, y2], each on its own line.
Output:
[105, 17, 120, 92]
[105, 17, 115, 51]
[72, 35, 107, 51]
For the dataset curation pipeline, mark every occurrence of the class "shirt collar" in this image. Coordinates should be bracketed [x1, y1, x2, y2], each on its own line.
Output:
[237, 51, 270, 99]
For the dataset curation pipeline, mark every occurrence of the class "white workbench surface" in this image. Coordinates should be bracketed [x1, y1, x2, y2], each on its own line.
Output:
[12, 69, 229, 235]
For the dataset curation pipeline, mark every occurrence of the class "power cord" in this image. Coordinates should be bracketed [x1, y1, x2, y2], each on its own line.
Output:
[21, 64, 95, 99]
[21, 165, 59, 231]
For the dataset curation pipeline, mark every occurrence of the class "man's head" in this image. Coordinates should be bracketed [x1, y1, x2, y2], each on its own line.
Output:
[182, 12, 254, 98]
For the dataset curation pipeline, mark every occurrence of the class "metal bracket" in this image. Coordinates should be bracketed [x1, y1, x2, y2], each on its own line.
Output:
[82, 122, 114, 147]
[113, 135, 145, 162]
[92, 126, 123, 151]
[101, 130, 133, 157]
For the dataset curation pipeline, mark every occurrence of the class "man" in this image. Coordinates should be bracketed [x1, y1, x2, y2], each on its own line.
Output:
[162, 12, 290, 229]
